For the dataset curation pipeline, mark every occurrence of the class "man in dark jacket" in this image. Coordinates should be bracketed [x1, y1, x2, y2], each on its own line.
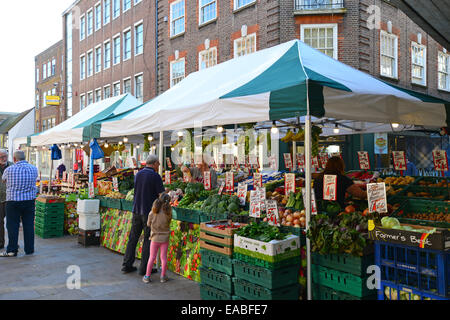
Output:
[0, 149, 13, 249]
[122, 155, 165, 275]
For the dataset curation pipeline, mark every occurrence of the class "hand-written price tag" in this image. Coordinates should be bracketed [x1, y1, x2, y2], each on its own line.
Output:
[432, 150, 449, 171]
[253, 172, 262, 188]
[357, 151, 371, 170]
[218, 181, 225, 195]
[367, 183, 387, 213]
[63, 171, 67, 182]
[237, 183, 248, 206]
[257, 187, 266, 212]
[166, 157, 172, 169]
[112, 177, 119, 192]
[323, 175, 337, 201]
[312, 156, 320, 168]
[266, 200, 280, 226]
[285, 173, 296, 195]
[165, 171, 171, 184]
[283, 153, 293, 171]
[269, 155, 277, 171]
[225, 171, 234, 192]
[319, 153, 329, 169]
[88, 182, 95, 199]
[249, 191, 261, 218]
[302, 188, 317, 215]
[204, 171, 211, 190]
[296, 154, 305, 169]
[392, 151, 407, 171]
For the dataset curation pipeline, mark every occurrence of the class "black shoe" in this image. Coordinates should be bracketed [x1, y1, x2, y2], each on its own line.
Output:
[138, 268, 157, 276]
[121, 266, 137, 274]
[0, 245, 4, 250]
[0, 251, 17, 257]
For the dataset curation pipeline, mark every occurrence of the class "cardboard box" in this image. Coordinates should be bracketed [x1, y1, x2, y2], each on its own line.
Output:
[234, 234, 300, 257]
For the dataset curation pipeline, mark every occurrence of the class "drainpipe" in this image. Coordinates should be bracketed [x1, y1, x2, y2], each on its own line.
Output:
[155, 0, 159, 96]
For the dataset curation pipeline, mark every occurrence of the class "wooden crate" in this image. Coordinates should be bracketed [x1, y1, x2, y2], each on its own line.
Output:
[200, 231, 234, 246]
[200, 240, 233, 256]
[36, 196, 65, 204]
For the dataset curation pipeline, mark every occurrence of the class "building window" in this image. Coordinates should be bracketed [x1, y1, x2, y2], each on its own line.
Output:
[135, 0, 142, 4]
[36, 68, 39, 83]
[80, 55, 86, 80]
[87, 51, 94, 77]
[135, 23, 143, 55]
[135, 74, 143, 102]
[87, 10, 94, 36]
[113, 36, 121, 65]
[199, 47, 217, 70]
[170, 0, 185, 37]
[123, 30, 131, 60]
[113, 82, 121, 96]
[234, 33, 257, 58]
[104, 85, 111, 98]
[47, 61, 51, 78]
[380, 31, 398, 79]
[87, 92, 94, 105]
[95, 88, 102, 102]
[170, 58, 185, 87]
[124, 78, 131, 93]
[95, 3, 102, 31]
[234, 0, 256, 10]
[80, 94, 86, 110]
[95, 47, 102, 73]
[51, 58, 56, 76]
[80, 15, 86, 40]
[42, 63, 47, 79]
[36, 94, 40, 109]
[199, 0, 216, 25]
[113, 0, 120, 19]
[438, 52, 450, 91]
[104, 0, 111, 24]
[300, 24, 338, 59]
[411, 42, 427, 86]
[104, 41, 111, 69]
[123, 0, 131, 12]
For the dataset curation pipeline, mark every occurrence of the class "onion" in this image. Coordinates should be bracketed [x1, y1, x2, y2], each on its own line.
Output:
[293, 212, 300, 219]
[286, 215, 293, 222]
[285, 221, 293, 226]
[294, 224, 301, 228]
[293, 219, 300, 226]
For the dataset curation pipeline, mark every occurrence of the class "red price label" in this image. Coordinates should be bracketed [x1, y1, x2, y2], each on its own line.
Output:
[296, 154, 305, 169]
[237, 183, 247, 206]
[218, 181, 225, 195]
[225, 172, 234, 192]
[88, 183, 95, 199]
[112, 177, 119, 192]
[367, 183, 387, 213]
[204, 171, 211, 190]
[357, 151, 371, 170]
[312, 156, 319, 168]
[284, 153, 293, 171]
[392, 151, 407, 171]
[249, 191, 261, 218]
[266, 200, 280, 226]
[319, 153, 329, 169]
[269, 155, 277, 171]
[285, 173, 296, 195]
[323, 175, 337, 201]
[432, 150, 449, 171]
[253, 172, 262, 188]
[62, 171, 67, 182]
[166, 157, 172, 169]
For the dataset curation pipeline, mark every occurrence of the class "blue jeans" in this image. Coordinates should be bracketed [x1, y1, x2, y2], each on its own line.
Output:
[6, 200, 35, 254]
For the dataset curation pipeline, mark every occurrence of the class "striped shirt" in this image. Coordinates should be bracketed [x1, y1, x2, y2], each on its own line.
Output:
[2, 161, 38, 201]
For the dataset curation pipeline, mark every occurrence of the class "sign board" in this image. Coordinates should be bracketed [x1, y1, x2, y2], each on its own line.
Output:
[357, 151, 371, 170]
[392, 151, 407, 171]
[249, 190, 261, 218]
[225, 171, 234, 192]
[45, 95, 61, 106]
[266, 200, 280, 226]
[319, 153, 329, 169]
[203, 171, 211, 190]
[302, 188, 317, 215]
[312, 156, 320, 168]
[257, 187, 266, 212]
[269, 155, 277, 171]
[432, 150, 449, 171]
[237, 183, 248, 206]
[296, 153, 305, 169]
[285, 173, 296, 195]
[218, 181, 225, 195]
[367, 183, 388, 213]
[62, 171, 67, 182]
[166, 157, 172, 169]
[323, 175, 337, 201]
[253, 172, 262, 188]
[88, 182, 95, 199]
[374, 133, 388, 154]
[165, 171, 171, 185]
[112, 177, 119, 192]
[283, 153, 293, 171]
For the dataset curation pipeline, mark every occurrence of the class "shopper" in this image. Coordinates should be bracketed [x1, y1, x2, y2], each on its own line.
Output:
[0, 149, 13, 250]
[182, 160, 218, 189]
[0, 150, 38, 257]
[143, 192, 172, 283]
[122, 155, 165, 275]
[314, 156, 367, 211]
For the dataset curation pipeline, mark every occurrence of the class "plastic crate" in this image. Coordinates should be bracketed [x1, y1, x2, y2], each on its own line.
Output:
[200, 249, 234, 275]
[279, 226, 306, 246]
[121, 199, 134, 212]
[392, 199, 450, 228]
[375, 241, 449, 298]
[312, 264, 376, 298]
[200, 267, 234, 294]
[35, 227, 64, 239]
[232, 277, 299, 300]
[233, 251, 300, 270]
[200, 283, 232, 300]
[35, 213, 64, 225]
[172, 207, 200, 224]
[311, 252, 375, 277]
[233, 259, 299, 289]
[36, 201, 65, 211]
[398, 185, 449, 201]
[232, 295, 245, 300]
[312, 284, 377, 300]
[414, 177, 450, 188]
[379, 281, 449, 300]
[96, 196, 109, 208]
[35, 218, 64, 230]
[105, 198, 122, 210]
[233, 246, 301, 264]
[35, 206, 64, 216]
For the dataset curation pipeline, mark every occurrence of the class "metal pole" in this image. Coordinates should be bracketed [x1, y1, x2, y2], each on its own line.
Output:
[48, 156, 53, 195]
[292, 141, 297, 171]
[305, 79, 312, 301]
[159, 131, 164, 176]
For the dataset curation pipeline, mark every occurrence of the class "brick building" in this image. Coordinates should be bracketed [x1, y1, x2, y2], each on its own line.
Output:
[35, 40, 64, 133]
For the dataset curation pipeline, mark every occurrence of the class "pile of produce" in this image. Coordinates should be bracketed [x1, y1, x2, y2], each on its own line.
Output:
[384, 287, 429, 300]
[417, 179, 449, 188]
[235, 222, 289, 242]
[380, 217, 437, 234]
[285, 192, 304, 210]
[177, 183, 206, 208]
[118, 174, 134, 194]
[377, 176, 415, 186]
[104, 191, 126, 199]
[125, 189, 134, 201]
[397, 210, 450, 223]
[277, 208, 306, 228]
[405, 191, 446, 200]
[347, 171, 375, 181]
[165, 181, 189, 192]
[200, 194, 241, 215]
[97, 180, 113, 196]
[212, 222, 243, 230]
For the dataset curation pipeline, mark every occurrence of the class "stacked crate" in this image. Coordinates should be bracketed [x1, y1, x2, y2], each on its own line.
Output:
[77, 199, 101, 247]
[35, 199, 65, 239]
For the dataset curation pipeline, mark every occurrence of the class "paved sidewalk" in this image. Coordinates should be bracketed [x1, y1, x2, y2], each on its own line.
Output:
[0, 230, 201, 300]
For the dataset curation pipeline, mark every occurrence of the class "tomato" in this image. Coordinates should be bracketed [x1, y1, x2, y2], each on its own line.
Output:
[345, 205, 356, 213]
[362, 209, 369, 216]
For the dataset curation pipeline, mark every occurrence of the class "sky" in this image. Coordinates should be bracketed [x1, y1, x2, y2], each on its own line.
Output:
[0, 0, 75, 114]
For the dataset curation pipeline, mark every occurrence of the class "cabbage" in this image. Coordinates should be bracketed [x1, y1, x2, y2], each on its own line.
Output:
[381, 217, 401, 229]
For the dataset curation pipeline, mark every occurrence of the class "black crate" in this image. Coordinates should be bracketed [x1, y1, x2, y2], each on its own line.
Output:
[78, 229, 101, 247]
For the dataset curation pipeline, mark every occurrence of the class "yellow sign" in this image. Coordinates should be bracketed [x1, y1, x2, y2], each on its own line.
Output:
[46, 95, 60, 106]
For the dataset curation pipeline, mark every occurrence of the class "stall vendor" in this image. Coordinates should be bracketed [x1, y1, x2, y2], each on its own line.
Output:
[314, 156, 367, 211]
[57, 162, 66, 179]
[181, 160, 218, 189]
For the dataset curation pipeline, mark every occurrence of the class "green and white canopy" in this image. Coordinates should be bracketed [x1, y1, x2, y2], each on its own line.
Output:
[30, 94, 141, 146]
[96, 39, 449, 138]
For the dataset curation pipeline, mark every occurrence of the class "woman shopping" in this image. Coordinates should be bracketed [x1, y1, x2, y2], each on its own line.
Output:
[181, 159, 218, 189]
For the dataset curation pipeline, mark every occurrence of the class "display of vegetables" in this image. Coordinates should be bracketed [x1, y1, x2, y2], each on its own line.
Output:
[380, 216, 437, 234]
[104, 191, 126, 199]
[235, 222, 289, 242]
[377, 176, 415, 186]
[200, 194, 241, 215]
[285, 192, 304, 210]
[399, 211, 450, 223]
[125, 189, 134, 201]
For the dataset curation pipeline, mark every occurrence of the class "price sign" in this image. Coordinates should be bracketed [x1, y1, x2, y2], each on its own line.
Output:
[296, 154, 305, 169]
[302, 188, 317, 215]
[269, 155, 277, 171]
[367, 183, 387, 213]
[218, 181, 225, 195]
[285, 173, 296, 195]
[112, 177, 119, 192]
[253, 172, 262, 188]
[392, 151, 407, 171]
[88, 182, 95, 199]
[357, 151, 371, 170]
[319, 153, 329, 169]
[62, 171, 67, 182]
[204, 171, 211, 190]
[312, 156, 320, 168]
[249, 191, 261, 218]
[266, 200, 280, 226]
[237, 183, 248, 206]
[225, 171, 234, 192]
[323, 175, 337, 201]
[257, 187, 266, 212]
[166, 157, 172, 169]
[283, 153, 293, 171]
[432, 150, 449, 171]
[165, 171, 171, 184]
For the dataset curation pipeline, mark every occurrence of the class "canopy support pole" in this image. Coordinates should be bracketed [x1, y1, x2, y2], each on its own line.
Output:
[292, 141, 297, 171]
[159, 131, 164, 176]
[305, 79, 312, 301]
[48, 158, 53, 195]
[89, 148, 94, 184]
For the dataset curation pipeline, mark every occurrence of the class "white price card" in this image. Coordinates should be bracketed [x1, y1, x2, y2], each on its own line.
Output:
[296, 154, 305, 169]
[237, 183, 248, 206]
[62, 171, 67, 182]
[357, 151, 371, 170]
[166, 157, 172, 169]
[319, 153, 329, 169]
[218, 181, 225, 195]
[249, 191, 261, 218]
[367, 183, 387, 213]
[253, 172, 262, 188]
[312, 156, 320, 168]
[392, 151, 407, 171]
[302, 188, 317, 215]
[112, 177, 119, 192]
[432, 150, 449, 171]
[269, 155, 277, 171]
[204, 171, 211, 190]
[165, 171, 171, 185]
[88, 182, 95, 199]
[285, 173, 296, 195]
[323, 175, 337, 201]
[284, 153, 293, 171]
[266, 200, 280, 226]
[257, 187, 266, 212]
[225, 171, 234, 192]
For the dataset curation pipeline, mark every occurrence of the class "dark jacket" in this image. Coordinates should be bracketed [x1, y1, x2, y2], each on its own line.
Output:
[0, 161, 13, 202]
[133, 167, 165, 216]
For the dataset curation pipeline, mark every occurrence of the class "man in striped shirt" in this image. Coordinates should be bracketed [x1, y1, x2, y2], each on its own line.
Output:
[0, 150, 38, 257]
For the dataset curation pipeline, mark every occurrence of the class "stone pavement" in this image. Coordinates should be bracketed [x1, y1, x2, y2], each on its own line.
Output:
[0, 229, 201, 300]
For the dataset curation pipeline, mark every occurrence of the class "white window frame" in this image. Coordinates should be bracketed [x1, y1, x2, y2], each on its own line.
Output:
[104, 39, 111, 70]
[87, 9, 94, 36]
[80, 14, 86, 40]
[233, 32, 257, 59]
[95, 87, 102, 102]
[87, 49, 94, 77]
[170, 58, 185, 88]
[170, 0, 185, 38]
[380, 30, 398, 79]
[95, 2, 102, 31]
[123, 77, 132, 94]
[233, 0, 256, 11]
[199, 0, 217, 26]
[80, 54, 86, 80]
[113, 0, 121, 19]
[134, 20, 144, 56]
[103, 0, 111, 25]
[300, 23, 338, 60]
[199, 46, 217, 70]
[95, 45, 102, 73]
[123, 27, 132, 61]
[80, 94, 86, 110]
[411, 41, 427, 86]
[134, 72, 144, 102]
[123, 0, 131, 12]
[438, 51, 450, 92]
[113, 34, 121, 65]
[134, 0, 142, 5]
[113, 81, 121, 96]
[87, 91, 94, 106]
[104, 85, 111, 99]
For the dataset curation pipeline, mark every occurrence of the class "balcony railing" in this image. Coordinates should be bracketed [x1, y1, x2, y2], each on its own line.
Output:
[294, 0, 345, 11]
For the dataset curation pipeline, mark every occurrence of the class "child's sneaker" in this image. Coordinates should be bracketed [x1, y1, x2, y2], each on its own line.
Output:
[142, 275, 151, 283]
[160, 275, 169, 283]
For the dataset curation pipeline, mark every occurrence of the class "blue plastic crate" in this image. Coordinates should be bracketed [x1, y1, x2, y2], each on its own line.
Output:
[379, 281, 448, 300]
[375, 241, 449, 298]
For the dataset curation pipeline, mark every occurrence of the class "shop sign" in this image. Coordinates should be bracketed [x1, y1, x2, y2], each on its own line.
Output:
[285, 173, 296, 195]
[266, 200, 280, 226]
[367, 183, 387, 213]
[374, 133, 388, 154]
[432, 150, 448, 171]
[237, 183, 247, 206]
[357, 151, 371, 170]
[323, 175, 337, 201]
[392, 151, 407, 171]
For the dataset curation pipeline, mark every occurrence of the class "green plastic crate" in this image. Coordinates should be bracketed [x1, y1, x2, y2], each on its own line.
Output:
[398, 185, 449, 201]
[312, 284, 377, 301]
[413, 176, 449, 187]
[200, 249, 233, 275]
[105, 198, 122, 210]
[35, 206, 64, 216]
[35, 220, 64, 231]
[35, 227, 64, 239]
[233, 251, 300, 270]
[233, 246, 301, 264]
[312, 264, 376, 298]
[233, 259, 299, 289]
[392, 198, 450, 228]
[35, 214, 64, 226]
[232, 295, 245, 300]
[36, 201, 65, 211]
[96, 196, 109, 207]
[200, 267, 234, 294]
[279, 226, 306, 246]
[232, 277, 299, 300]
[35, 210, 64, 220]
[121, 199, 134, 212]
[311, 252, 374, 277]
[200, 283, 232, 300]
[172, 207, 200, 224]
